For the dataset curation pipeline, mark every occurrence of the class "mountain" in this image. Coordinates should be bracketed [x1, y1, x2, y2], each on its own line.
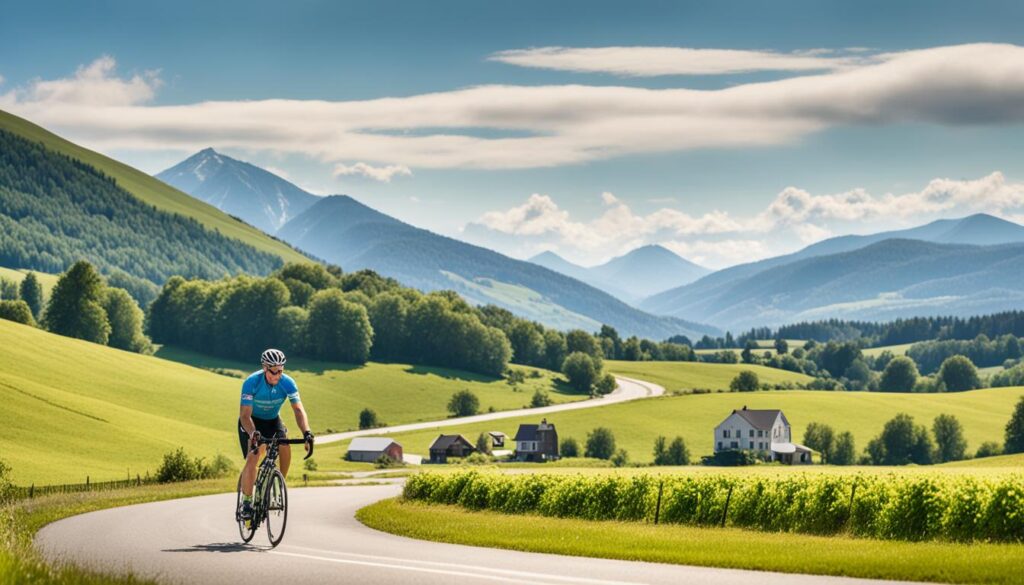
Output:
[644, 237, 1024, 330]
[156, 148, 318, 233]
[641, 214, 1024, 325]
[275, 195, 717, 338]
[529, 245, 710, 304]
[0, 110, 309, 265]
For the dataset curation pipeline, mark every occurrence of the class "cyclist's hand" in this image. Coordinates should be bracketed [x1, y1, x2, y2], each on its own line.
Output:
[303, 430, 314, 452]
[249, 431, 262, 450]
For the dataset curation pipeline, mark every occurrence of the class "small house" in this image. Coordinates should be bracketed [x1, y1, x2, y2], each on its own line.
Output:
[346, 437, 403, 463]
[514, 418, 559, 462]
[488, 431, 506, 448]
[713, 406, 812, 464]
[428, 434, 476, 463]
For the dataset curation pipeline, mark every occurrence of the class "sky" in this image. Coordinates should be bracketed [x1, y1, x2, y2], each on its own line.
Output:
[3, 0, 1024, 269]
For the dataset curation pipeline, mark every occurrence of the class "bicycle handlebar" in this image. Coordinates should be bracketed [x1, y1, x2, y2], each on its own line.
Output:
[250, 435, 315, 459]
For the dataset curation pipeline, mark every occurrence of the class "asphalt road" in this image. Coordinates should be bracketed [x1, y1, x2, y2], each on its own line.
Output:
[316, 375, 665, 445]
[36, 485, 909, 585]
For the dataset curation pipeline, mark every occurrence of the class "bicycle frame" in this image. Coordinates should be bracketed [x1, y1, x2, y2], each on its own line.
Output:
[241, 436, 313, 531]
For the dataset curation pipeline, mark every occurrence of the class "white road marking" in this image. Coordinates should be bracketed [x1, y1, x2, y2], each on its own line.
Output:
[271, 547, 648, 585]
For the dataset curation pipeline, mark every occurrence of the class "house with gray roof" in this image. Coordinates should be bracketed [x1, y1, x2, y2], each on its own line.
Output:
[346, 437, 403, 463]
[428, 434, 475, 463]
[514, 418, 559, 462]
[713, 406, 812, 464]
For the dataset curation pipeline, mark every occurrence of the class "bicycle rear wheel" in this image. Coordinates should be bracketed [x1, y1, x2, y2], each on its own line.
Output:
[265, 469, 288, 547]
[236, 475, 256, 543]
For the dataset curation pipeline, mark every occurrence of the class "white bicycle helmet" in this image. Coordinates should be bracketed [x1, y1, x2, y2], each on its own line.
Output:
[260, 348, 287, 367]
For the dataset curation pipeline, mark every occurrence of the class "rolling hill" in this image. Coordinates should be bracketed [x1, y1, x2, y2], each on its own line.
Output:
[158, 151, 718, 339]
[642, 215, 1024, 330]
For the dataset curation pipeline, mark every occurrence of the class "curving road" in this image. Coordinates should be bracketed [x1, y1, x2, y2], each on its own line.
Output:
[316, 375, 664, 445]
[36, 485, 906, 585]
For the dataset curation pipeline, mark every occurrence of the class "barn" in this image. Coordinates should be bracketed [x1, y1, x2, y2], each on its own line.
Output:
[346, 437, 403, 463]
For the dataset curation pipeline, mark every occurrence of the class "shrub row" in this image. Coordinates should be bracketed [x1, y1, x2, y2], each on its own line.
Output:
[403, 471, 1024, 542]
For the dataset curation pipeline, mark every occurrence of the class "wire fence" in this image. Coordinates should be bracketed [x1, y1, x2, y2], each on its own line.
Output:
[10, 474, 157, 500]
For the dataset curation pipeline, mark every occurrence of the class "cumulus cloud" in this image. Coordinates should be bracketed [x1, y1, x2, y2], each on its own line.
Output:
[488, 46, 880, 77]
[467, 172, 1024, 268]
[4, 45, 1024, 171]
[332, 162, 412, 182]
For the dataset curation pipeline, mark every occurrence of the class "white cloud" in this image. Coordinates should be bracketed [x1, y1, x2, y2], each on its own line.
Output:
[488, 46, 881, 77]
[4, 45, 1024, 172]
[332, 162, 412, 182]
[467, 172, 1024, 268]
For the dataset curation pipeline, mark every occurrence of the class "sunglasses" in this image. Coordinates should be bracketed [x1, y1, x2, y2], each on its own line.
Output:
[265, 367, 284, 376]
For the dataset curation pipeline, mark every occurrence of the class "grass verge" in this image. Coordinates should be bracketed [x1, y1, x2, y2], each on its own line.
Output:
[357, 498, 1024, 584]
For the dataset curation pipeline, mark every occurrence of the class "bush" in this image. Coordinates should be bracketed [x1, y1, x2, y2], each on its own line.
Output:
[880, 356, 919, 392]
[476, 432, 492, 455]
[585, 427, 616, 460]
[729, 370, 759, 392]
[156, 448, 233, 483]
[1005, 397, 1024, 454]
[610, 449, 629, 467]
[975, 441, 1003, 458]
[937, 355, 981, 392]
[594, 373, 617, 395]
[562, 352, 598, 393]
[530, 389, 552, 407]
[0, 458, 13, 503]
[560, 437, 579, 457]
[701, 449, 758, 466]
[0, 300, 35, 326]
[448, 389, 480, 417]
[359, 408, 381, 429]
[304, 458, 318, 471]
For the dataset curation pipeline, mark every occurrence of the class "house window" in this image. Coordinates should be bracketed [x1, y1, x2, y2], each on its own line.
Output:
[749, 441, 754, 449]
[723, 430, 730, 438]
[757, 430, 763, 437]
[717, 441, 722, 450]
[749, 429, 754, 437]
[730, 441, 738, 449]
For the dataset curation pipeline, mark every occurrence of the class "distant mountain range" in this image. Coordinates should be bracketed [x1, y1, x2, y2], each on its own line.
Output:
[157, 150, 718, 339]
[642, 214, 1024, 329]
[529, 246, 709, 304]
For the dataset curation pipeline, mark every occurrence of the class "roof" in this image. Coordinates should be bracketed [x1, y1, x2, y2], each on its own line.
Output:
[771, 442, 812, 454]
[348, 437, 399, 452]
[429, 434, 471, 450]
[731, 408, 783, 431]
[488, 431, 506, 438]
[514, 424, 539, 441]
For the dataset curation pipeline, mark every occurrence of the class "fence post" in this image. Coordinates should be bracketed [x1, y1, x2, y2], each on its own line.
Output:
[137, 474, 141, 487]
[86, 476, 90, 490]
[845, 482, 858, 529]
[654, 480, 664, 525]
[721, 486, 734, 528]
[303, 473, 308, 486]
[29, 484, 34, 499]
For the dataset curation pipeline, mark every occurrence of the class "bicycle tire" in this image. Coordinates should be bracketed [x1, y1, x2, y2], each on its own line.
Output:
[236, 475, 256, 543]
[265, 469, 288, 547]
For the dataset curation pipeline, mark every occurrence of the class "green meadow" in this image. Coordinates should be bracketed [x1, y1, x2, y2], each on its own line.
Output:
[606, 360, 814, 393]
[0, 110, 310, 265]
[319, 380, 1024, 466]
[0, 320, 581, 484]
[0, 267, 58, 298]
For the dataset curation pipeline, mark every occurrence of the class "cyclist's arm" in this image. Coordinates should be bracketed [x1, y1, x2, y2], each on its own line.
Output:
[240, 405, 256, 439]
[290, 401, 310, 435]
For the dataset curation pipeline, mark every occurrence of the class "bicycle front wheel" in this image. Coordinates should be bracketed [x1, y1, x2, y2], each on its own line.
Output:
[265, 469, 288, 547]
[236, 475, 256, 543]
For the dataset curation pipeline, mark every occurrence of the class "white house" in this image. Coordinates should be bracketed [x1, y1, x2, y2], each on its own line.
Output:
[713, 406, 813, 464]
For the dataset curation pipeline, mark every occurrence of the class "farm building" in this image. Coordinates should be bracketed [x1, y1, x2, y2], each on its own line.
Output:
[713, 406, 813, 464]
[488, 431, 506, 448]
[428, 434, 476, 463]
[346, 437, 403, 462]
[514, 418, 559, 462]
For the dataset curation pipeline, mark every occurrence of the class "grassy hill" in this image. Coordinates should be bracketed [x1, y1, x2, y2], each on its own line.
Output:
[606, 360, 814, 393]
[0, 320, 581, 484]
[319, 378, 1024, 467]
[0, 110, 309, 265]
[0, 267, 58, 297]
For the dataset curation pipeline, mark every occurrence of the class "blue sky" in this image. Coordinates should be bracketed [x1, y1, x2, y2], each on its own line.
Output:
[3, 1, 1024, 268]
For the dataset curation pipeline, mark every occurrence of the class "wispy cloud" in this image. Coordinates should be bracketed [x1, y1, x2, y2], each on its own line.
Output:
[465, 172, 1024, 268]
[488, 46, 881, 77]
[4, 44, 1024, 172]
[332, 162, 412, 182]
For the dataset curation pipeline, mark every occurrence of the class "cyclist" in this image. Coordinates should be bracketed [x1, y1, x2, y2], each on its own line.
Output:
[238, 348, 313, 521]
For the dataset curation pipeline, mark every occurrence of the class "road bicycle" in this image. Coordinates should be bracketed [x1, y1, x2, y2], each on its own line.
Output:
[235, 434, 313, 547]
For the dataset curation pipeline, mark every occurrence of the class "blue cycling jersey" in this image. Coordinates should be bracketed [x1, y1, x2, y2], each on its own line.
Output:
[240, 370, 300, 419]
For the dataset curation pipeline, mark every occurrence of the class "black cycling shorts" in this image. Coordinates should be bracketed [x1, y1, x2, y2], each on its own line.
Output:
[238, 416, 288, 458]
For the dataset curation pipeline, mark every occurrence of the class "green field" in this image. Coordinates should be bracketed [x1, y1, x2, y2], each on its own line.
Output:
[606, 360, 814, 393]
[862, 343, 914, 358]
[1, 321, 580, 484]
[325, 380, 1024, 465]
[0, 267, 58, 298]
[0, 110, 310, 265]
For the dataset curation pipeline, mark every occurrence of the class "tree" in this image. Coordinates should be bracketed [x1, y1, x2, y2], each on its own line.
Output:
[585, 427, 616, 459]
[448, 389, 480, 417]
[871, 413, 934, 465]
[932, 414, 967, 463]
[666, 437, 689, 465]
[562, 352, 598, 394]
[741, 340, 757, 364]
[594, 373, 616, 395]
[729, 370, 760, 392]
[652, 436, 668, 465]
[880, 356, 919, 392]
[43, 261, 111, 345]
[543, 329, 568, 372]
[509, 321, 545, 366]
[832, 431, 856, 465]
[611, 449, 629, 467]
[622, 337, 643, 361]
[359, 408, 380, 430]
[774, 338, 789, 355]
[803, 422, 835, 463]
[0, 300, 35, 326]
[911, 425, 936, 465]
[560, 437, 579, 457]
[0, 278, 17, 300]
[367, 292, 408, 361]
[530, 389, 552, 407]
[937, 355, 981, 392]
[19, 272, 43, 319]
[307, 289, 374, 363]
[102, 287, 151, 353]
[1005, 397, 1024, 454]
[475, 432, 492, 455]
[976, 441, 1003, 458]
[566, 329, 603, 367]
[274, 306, 310, 356]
